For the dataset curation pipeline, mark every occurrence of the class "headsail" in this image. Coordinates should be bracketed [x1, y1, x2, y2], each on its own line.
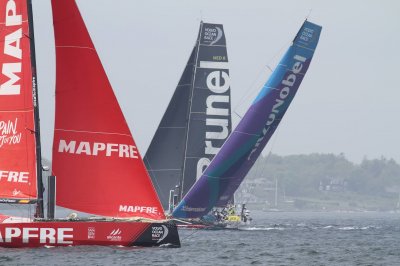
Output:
[0, 0, 41, 204]
[144, 22, 231, 210]
[173, 21, 322, 218]
[51, 0, 165, 220]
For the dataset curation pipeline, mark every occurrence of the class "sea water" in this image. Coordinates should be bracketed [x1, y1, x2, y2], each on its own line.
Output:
[1, 211, 399, 265]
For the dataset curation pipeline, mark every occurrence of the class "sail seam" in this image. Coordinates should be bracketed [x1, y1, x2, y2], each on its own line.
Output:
[56, 45, 95, 51]
[294, 43, 315, 51]
[55, 128, 132, 137]
[148, 169, 182, 172]
[0, 109, 34, 113]
[199, 44, 226, 48]
[233, 130, 260, 136]
[159, 127, 186, 129]
[202, 174, 231, 180]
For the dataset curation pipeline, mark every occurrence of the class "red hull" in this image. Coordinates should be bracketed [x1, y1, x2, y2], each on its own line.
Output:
[0, 220, 180, 248]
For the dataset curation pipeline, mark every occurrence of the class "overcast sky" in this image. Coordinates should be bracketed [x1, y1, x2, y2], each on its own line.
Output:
[32, 0, 400, 163]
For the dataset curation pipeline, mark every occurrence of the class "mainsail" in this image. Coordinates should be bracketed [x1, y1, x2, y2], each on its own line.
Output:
[173, 20, 322, 218]
[144, 22, 231, 210]
[51, 0, 165, 220]
[0, 0, 42, 206]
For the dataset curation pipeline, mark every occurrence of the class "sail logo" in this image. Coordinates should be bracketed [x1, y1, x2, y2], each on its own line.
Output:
[247, 54, 307, 161]
[299, 27, 315, 44]
[0, 170, 29, 183]
[203, 26, 223, 45]
[152, 225, 168, 243]
[0, 227, 73, 244]
[181, 206, 206, 212]
[58, 139, 139, 159]
[107, 228, 122, 241]
[119, 205, 158, 214]
[0, 118, 22, 148]
[12, 189, 20, 196]
[196, 66, 230, 180]
[0, 0, 23, 96]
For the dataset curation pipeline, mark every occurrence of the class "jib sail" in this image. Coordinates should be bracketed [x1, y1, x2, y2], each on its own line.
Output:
[51, 0, 165, 220]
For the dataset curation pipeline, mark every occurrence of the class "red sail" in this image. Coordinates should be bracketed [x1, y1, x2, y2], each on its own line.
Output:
[0, 0, 37, 202]
[51, 0, 165, 220]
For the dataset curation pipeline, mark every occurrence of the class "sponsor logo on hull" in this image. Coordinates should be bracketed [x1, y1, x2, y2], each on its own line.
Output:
[151, 225, 169, 243]
[87, 227, 95, 239]
[107, 228, 122, 242]
[181, 206, 206, 212]
[0, 227, 74, 245]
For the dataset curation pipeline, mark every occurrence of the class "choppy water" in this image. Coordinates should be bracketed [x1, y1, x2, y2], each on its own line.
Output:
[1, 211, 400, 265]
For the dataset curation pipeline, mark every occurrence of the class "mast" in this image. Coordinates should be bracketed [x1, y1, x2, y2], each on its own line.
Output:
[27, 0, 44, 218]
[179, 21, 203, 201]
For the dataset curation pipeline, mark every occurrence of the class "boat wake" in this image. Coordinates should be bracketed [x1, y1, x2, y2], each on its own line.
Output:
[238, 226, 285, 231]
[236, 223, 382, 231]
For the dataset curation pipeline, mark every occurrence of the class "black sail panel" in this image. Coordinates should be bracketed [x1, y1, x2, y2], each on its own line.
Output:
[144, 47, 196, 210]
[144, 22, 232, 211]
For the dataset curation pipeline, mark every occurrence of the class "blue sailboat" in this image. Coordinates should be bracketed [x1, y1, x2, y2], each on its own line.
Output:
[173, 20, 322, 218]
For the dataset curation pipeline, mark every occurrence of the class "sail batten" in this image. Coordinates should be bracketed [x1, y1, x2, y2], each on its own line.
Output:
[51, 0, 164, 220]
[173, 20, 322, 218]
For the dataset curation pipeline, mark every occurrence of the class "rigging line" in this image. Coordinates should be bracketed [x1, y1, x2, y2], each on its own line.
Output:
[233, 111, 242, 119]
[232, 38, 293, 118]
[242, 125, 282, 206]
[306, 9, 313, 20]
[180, 23, 203, 200]
[180, 227, 201, 241]
[54, 128, 132, 137]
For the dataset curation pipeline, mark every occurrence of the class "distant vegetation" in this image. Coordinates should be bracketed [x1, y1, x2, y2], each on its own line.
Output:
[41, 155, 400, 211]
[236, 153, 400, 211]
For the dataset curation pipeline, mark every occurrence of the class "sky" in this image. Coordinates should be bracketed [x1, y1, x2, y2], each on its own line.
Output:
[32, 0, 400, 164]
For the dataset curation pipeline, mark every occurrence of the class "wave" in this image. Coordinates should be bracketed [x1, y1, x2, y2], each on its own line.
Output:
[239, 226, 286, 231]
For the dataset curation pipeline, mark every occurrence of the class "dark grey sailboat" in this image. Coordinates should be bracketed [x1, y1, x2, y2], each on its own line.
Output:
[144, 22, 232, 213]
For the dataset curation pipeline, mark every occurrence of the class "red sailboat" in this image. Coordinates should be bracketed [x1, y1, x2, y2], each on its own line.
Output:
[0, 0, 180, 248]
